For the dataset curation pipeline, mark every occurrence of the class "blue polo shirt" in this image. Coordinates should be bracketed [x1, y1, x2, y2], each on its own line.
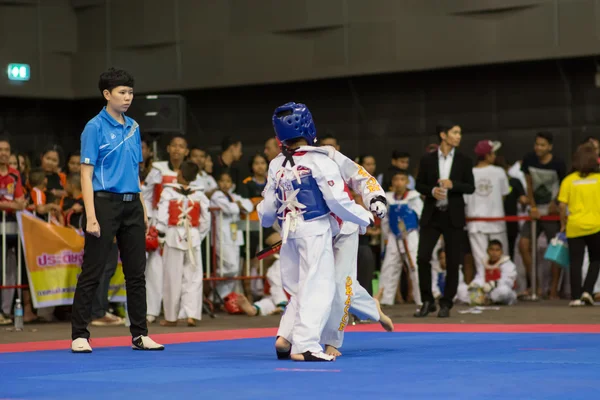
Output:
[80, 108, 143, 194]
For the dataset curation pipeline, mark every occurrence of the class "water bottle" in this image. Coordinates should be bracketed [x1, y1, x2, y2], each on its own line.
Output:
[14, 299, 24, 331]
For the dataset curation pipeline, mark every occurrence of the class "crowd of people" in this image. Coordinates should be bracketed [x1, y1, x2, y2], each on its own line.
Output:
[0, 121, 598, 329]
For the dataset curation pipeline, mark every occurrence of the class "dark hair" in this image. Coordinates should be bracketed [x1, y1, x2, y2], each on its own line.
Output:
[494, 155, 509, 171]
[391, 169, 409, 180]
[98, 68, 134, 95]
[141, 135, 153, 148]
[29, 167, 46, 187]
[249, 153, 268, 173]
[0, 136, 10, 147]
[169, 134, 187, 147]
[488, 239, 503, 249]
[65, 150, 80, 171]
[572, 143, 599, 177]
[536, 131, 554, 145]
[319, 133, 337, 144]
[216, 169, 232, 181]
[67, 172, 82, 189]
[437, 247, 445, 259]
[180, 161, 199, 183]
[189, 147, 206, 155]
[41, 145, 63, 165]
[355, 154, 375, 165]
[436, 120, 458, 142]
[221, 136, 241, 152]
[391, 151, 410, 160]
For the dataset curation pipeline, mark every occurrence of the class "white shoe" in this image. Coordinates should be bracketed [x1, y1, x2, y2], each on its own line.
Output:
[71, 338, 92, 353]
[569, 299, 584, 307]
[581, 292, 595, 306]
[132, 335, 165, 351]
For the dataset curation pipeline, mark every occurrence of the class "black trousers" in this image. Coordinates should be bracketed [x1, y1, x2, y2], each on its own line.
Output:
[567, 231, 600, 300]
[417, 209, 464, 308]
[71, 192, 148, 340]
[91, 242, 119, 320]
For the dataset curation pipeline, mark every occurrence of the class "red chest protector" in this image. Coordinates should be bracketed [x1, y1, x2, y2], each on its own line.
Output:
[485, 268, 501, 282]
[167, 199, 201, 227]
[153, 175, 177, 209]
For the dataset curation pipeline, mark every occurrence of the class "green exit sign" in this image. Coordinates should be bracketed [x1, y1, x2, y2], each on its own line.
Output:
[7, 63, 30, 81]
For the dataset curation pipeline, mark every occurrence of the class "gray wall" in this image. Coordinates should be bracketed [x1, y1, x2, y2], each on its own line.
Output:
[1, 0, 599, 99]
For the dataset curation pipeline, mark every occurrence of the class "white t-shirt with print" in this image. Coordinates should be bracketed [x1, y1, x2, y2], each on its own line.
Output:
[465, 165, 510, 233]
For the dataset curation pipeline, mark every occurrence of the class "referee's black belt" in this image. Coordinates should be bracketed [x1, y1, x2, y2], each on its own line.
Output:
[95, 191, 139, 202]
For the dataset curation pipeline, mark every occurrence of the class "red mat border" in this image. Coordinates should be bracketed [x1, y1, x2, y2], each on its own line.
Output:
[1, 323, 599, 354]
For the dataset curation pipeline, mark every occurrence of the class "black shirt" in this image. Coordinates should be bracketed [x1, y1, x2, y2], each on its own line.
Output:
[520, 153, 566, 206]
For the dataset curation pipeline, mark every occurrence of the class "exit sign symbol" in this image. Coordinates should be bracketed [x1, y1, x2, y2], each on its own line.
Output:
[7, 63, 30, 81]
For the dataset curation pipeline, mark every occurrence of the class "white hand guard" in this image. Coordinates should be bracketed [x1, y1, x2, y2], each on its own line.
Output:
[482, 281, 497, 293]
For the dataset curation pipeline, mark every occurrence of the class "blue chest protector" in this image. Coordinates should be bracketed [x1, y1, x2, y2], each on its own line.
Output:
[388, 203, 419, 239]
[276, 173, 330, 221]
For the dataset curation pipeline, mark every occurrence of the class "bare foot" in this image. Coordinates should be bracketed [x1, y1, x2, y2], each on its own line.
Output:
[325, 345, 342, 357]
[291, 351, 335, 361]
[375, 298, 394, 332]
[236, 294, 258, 316]
[187, 318, 196, 327]
[159, 320, 177, 327]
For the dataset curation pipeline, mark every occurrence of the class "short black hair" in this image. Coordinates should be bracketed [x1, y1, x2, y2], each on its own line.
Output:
[189, 146, 206, 155]
[221, 136, 241, 152]
[41, 145, 63, 165]
[319, 133, 337, 143]
[392, 150, 410, 160]
[29, 167, 46, 187]
[169, 134, 187, 147]
[355, 154, 375, 165]
[488, 239, 503, 249]
[536, 131, 554, 145]
[67, 172, 81, 189]
[98, 68, 134, 96]
[180, 160, 199, 183]
[249, 153, 268, 172]
[216, 169, 232, 181]
[391, 169, 409, 180]
[141, 135, 153, 148]
[436, 120, 458, 142]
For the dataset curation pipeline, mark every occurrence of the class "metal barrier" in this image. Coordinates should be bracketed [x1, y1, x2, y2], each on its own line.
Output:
[0, 211, 25, 305]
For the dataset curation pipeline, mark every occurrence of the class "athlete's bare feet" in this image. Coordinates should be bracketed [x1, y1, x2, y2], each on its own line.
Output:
[186, 318, 196, 327]
[375, 298, 394, 332]
[291, 351, 335, 362]
[325, 345, 342, 357]
[236, 294, 258, 316]
[159, 320, 177, 327]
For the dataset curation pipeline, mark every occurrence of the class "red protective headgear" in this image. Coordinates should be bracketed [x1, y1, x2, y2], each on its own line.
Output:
[145, 226, 160, 252]
[223, 292, 243, 314]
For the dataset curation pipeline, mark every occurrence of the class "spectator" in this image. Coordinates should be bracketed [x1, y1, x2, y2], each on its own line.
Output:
[382, 151, 415, 191]
[264, 137, 281, 162]
[8, 154, 18, 171]
[519, 132, 566, 299]
[319, 133, 340, 150]
[65, 151, 81, 175]
[465, 140, 510, 280]
[212, 137, 243, 193]
[558, 143, 600, 306]
[39, 146, 67, 202]
[0, 137, 27, 324]
[205, 154, 214, 175]
[29, 168, 62, 220]
[189, 146, 218, 197]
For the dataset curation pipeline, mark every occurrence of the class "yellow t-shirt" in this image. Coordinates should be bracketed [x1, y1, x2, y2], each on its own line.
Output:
[557, 172, 600, 238]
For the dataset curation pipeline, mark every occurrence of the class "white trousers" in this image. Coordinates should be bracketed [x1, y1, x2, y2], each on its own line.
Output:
[379, 231, 421, 306]
[469, 232, 509, 280]
[162, 245, 203, 321]
[255, 296, 280, 316]
[145, 250, 163, 317]
[276, 229, 335, 354]
[215, 244, 241, 299]
[1, 248, 16, 315]
[320, 231, 380, 349]
[456, 283, 516, 305]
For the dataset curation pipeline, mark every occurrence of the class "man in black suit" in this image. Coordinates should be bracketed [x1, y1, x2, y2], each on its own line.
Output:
[414, 121, 475, 318]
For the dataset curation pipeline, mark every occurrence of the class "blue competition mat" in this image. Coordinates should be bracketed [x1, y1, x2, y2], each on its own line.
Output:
[1, 332, 598, 400]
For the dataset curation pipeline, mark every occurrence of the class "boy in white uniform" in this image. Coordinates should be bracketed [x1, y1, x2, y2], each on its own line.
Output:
[156, 161, 210, 326]
[379, 170, 423, 306]
[458, 240, 517, 305]
[465, 140, 510, 280]
[144, 134, 189, 323]
[210, 171, 253, 299]
[258, 102, 373, 362]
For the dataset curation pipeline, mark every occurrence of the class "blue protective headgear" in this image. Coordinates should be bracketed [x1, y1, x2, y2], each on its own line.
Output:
[272, 102, 317, 146]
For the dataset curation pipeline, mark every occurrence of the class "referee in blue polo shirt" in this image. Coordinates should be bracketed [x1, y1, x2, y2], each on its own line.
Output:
[71, 68, 164, 353]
